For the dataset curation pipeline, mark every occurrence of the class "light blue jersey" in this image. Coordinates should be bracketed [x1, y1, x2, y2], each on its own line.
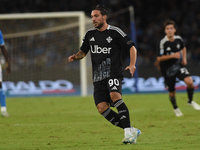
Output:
[0, 30, 5, 45]
[0, 30, 8, 116]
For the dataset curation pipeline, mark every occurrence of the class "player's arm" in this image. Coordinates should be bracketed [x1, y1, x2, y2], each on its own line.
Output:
[0, 45, 11, 74]
[68, 50, 86, 62]
[68, 31, 89, 63]
[181, 47, 187, 66]
[157, 52, 181, 62]
[115, 27, 136, 76]
[154, 59, 160, 71]
[125, 46, 137, 77]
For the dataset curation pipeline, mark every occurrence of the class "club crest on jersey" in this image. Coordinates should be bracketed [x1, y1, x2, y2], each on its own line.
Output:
[176, 44, 180, 49]
[90, 37, 95, 41]
[106, 36, 113, 43]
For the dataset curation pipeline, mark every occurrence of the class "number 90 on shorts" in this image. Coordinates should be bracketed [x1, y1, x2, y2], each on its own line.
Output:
[107, 78, 122, 94]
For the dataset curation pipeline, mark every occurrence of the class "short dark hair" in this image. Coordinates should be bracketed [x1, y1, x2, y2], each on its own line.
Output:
[92, 5, 108, 16]
[163, 19, 176, 28]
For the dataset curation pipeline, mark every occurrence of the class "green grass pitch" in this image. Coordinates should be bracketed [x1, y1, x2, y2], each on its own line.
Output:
[1, 92, 200, 150]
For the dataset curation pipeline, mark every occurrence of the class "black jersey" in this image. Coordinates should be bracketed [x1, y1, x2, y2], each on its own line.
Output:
[80, 25, 135, 83]
[158, 35, 185, 77]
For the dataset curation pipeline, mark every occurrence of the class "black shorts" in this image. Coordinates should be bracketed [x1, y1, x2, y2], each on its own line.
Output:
[165, 67, 190, 92]
[93, 77, 122, 106]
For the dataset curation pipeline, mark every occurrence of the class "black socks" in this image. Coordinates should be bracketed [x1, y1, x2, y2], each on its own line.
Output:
[187, 88, 194, 103]
[114, 99, 131, 128]
[101, 99, 131, 129]
[169, 96, 178, 109]
[101, 108, 123, 128]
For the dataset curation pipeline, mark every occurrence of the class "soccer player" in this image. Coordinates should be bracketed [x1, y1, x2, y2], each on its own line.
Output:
[68, 5, 141, 144]
[0, 30, 11, 117]
[157, 20, 200, 117]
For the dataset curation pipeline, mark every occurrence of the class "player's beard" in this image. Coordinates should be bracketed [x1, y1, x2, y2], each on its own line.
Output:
[95, 22, 104, 29]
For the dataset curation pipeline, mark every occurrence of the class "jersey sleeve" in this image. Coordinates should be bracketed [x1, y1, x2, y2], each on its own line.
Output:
[157, 39, 164, 56]
[80, 32, 90, 54]
[115, 28, 135, 51]
[0, 30, 5, 46]
[179, 36, 185, 50]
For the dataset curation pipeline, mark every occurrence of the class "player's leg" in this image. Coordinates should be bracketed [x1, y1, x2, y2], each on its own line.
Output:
[0, 64, 9, 117]
[184, 76, 194, 103]
[166, 76, 178, 109]
[169, 91, 178, 109]
[110, 92, 132, 129]
[169, 91, 183, 117]
[107, 78, 141, 144]
[178, 68, 194, 103]
[178, 67, 200, 110]
[107, 78, 131, 129]
[0, 82, 9, 117]
[169, 92, 184, 117]
[97, 102, 123, 128]
[94, 81, 123, 128]
[111, 92, 141, 144]
[165, 76, 183, 116]
[184, 76, 200, 110]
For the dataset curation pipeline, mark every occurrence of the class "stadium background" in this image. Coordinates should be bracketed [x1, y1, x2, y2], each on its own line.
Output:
[0, 0, 200, 96]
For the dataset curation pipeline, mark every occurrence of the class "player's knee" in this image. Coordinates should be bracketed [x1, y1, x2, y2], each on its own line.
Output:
[169, 92, 175, 98]
[168, 88, 175, 94]
[97, 102, 109, 114]
[97, 107, 108, 114]
[184, 77, 194, 88]
[187, 83, 194, 88]
[186, 80, 193, 88]
[110, 92, 121, 102]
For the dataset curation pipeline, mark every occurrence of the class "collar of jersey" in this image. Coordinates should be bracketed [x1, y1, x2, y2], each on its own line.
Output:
[96, 24, 110, 32]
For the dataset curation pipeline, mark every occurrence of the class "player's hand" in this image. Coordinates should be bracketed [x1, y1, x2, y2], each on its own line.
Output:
[68, 54, 77, 62]
[125, 65, 136, 77]
[173, 52, 181, 59]
[154, 60, 160, 71]
[181, 59, 187, 66]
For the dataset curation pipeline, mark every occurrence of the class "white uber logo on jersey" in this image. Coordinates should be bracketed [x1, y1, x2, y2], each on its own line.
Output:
[90, 45, 111, 54]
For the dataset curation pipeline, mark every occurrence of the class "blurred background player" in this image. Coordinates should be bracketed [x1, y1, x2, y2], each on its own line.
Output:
[157, 20, 200, 117]
[0, 30, 11, 117]
[68, 5, 141, 144]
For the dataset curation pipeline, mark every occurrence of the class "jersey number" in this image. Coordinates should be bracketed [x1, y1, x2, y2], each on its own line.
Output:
[180, 68, 189, 74]
[108, 79, 119, 87]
